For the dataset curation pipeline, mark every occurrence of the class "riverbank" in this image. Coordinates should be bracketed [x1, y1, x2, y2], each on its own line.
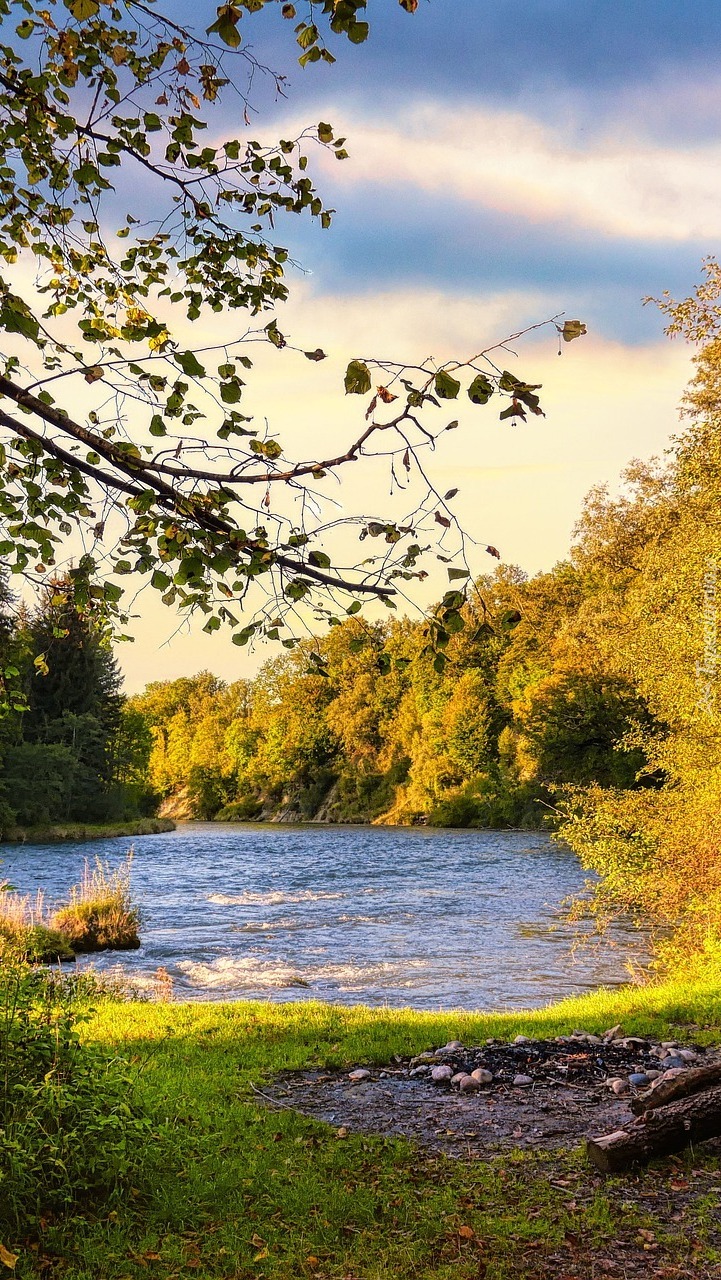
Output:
[7, 976, 721, 1279]
[0, 817, 175, 844]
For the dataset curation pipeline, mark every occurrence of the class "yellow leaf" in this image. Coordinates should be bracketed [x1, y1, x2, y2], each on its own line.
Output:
[253, 1250, 269, 1261]
[458, 1224, 475, 1240]
[0, 1243, 18, 1269]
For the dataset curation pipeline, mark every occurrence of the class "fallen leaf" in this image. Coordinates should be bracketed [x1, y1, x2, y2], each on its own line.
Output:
[250, 1234, 266, 1248]
[0, 1244, 17, 1269]
[458, 1224, 475, 1240]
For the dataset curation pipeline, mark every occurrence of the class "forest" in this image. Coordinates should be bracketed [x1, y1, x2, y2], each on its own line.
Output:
[121, 272, 721, 972]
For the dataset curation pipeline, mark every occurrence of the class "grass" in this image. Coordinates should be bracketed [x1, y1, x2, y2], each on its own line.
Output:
[0, 817, 174, 844]
[0, 855, 140, 959]
[50, 856, 140, 952]
[5, 977, 721, 1279]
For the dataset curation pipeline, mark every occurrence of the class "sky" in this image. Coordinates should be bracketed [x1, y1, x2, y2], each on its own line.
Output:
[118, 0, 721, 690]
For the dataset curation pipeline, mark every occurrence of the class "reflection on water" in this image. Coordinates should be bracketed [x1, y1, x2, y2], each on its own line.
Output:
[0, 822, 649, 1010]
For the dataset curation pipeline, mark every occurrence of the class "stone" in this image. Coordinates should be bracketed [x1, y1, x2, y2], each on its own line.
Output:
[451, 1072, 467, 1085]
[409, 1066, 430, 1078]
[431, 1065, 454, 1083]
[644, 1069, 662, 1080]
[662, 1056, 686, 1070]
[620, 1037, 648, 1049]
[409, 1053, 436, 1067]
[661, 1067, 686, 1082]
[459, 1074, 481, 1093]
[677, 1049, 698, 1062]
[348, 1068, 371, 1082]
[471, 1068, 494, 1085]
[660, 1041, 679, 1049]
[513, 1073, 533, 1086]
[513, 1035, 530, 1045]
[628, 1073, 650, 1087]
[603, 1025, 623, 1041]
[606, 1077, 629, 1095]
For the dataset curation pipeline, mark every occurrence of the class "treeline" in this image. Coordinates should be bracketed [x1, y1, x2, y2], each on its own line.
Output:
[131, 269, 721, 970]
[0, 581, 154, 830]
[130, 559, 651, 833]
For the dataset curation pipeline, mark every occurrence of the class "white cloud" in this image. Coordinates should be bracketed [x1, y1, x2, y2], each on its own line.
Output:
[306, 99, 721, 242]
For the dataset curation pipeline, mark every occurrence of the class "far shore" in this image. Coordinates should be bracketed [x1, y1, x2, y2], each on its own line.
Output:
[0, 817, 175, 845]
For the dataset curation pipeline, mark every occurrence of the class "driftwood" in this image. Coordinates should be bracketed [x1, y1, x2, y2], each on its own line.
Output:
[629, 1061, 721, 1115]
[587, 1082, 721, 1173]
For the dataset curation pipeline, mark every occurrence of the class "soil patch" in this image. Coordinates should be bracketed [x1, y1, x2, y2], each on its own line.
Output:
[262, 1033, 720, 1160]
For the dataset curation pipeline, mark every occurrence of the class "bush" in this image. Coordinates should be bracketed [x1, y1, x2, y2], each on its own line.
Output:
[0, 887, 75, 962]
[0, 953, 151, 1227]
[51, 855, 140, 952]
[216, 795, 264, 822]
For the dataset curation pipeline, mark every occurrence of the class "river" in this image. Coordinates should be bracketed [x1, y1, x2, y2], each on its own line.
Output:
[1, 823, 648, 1009]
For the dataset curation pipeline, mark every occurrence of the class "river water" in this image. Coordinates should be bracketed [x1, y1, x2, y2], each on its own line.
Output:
[1, 823, 648, 1010]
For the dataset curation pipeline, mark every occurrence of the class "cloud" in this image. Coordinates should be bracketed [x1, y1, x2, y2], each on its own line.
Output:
[308, 100, 721, 244]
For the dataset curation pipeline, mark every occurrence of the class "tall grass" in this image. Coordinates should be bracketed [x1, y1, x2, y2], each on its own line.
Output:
[0, 883, 74, 962]
[50, 853, 140, 952]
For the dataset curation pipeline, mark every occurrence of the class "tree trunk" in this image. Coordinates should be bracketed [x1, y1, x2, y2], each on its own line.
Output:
[630, 1062, 721, 1116]
[587, 1083, 721, 1173]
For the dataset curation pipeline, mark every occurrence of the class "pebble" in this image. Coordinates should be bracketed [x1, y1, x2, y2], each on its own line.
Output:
[603, 1025, 624, 1041]
[606, 1077, 629, 1095]
[409, 1066, 430, 1078]
[348, 1069, 371, 1082]
[451, 1072, 467, 1085]
[431, 1065, 454, 1083]
[459, 1074, 481, 1093]
[662, 1056, 687, 1070]
[513, 1035, 530, 1045]
[471, 1068, 494, 1085]
[628, 1073, 650, 1087]
[409, 1053, 436, 1067]
[645, 1069, 662, 1081]
[677, 1049, 698, 1062]
[513, 1073, 533, 1086]
[661, 1041, 679, 1049]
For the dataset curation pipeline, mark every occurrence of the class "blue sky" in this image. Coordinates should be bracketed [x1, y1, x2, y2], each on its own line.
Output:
[119, 1, 721, 686]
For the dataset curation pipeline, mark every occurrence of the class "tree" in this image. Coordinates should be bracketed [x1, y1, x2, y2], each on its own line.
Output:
[0, 0, 584, 660]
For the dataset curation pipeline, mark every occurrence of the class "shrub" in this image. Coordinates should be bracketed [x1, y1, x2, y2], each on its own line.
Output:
[0, 952, 151, 1227]
[216, 795, 264, 822]
[51, 855, 140, 953]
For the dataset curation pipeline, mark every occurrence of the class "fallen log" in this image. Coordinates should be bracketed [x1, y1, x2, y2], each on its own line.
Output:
[630, 1061, 721, 1116]
[587, 1082, 721, 1173]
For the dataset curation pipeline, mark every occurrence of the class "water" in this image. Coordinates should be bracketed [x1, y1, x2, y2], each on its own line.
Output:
[0, 823, 648, 1010]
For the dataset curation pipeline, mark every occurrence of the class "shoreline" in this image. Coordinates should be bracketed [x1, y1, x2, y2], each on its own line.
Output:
[0, 817, 175, 845]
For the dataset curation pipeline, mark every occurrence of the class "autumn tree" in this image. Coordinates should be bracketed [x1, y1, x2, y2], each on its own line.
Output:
[0, 0, 584, 662]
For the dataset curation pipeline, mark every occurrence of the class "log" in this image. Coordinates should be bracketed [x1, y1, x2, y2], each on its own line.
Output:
[630, 1061, 721, 1115]
[587, 1082, 721, 1173]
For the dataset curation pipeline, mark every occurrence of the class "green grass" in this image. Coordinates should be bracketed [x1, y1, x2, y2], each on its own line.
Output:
[0, 818, 175, 845]
[6, 978, 721, 1279]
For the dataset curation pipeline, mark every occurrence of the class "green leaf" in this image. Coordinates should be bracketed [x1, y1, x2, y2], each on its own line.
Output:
[344, 360, 372, 395]
[177, 350, 206, 378]
[467, 374, 494, 405]
[434, 370, 461, 400]
[149, 415, 167, 437]
[448, 568, 470, 580]
[308, 550, 331, 568]
[151, 570, 171, 591]
[67, 0, 100, 18]
[317, 122, 334, 144]
[346, 600, 362, 615]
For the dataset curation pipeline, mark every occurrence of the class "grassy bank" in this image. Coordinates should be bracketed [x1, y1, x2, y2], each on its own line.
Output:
[0, 817, 175, 844]
[5, 978, 721, 1279]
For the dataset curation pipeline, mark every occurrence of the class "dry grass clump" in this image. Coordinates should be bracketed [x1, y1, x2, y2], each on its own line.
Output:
[0, 884, 75, 961]
[50, 855, 140, 953]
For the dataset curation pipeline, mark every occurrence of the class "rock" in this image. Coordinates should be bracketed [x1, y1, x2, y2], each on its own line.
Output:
[677, 1049, 698, 1062]
[471, 1068, 494, 1085]
[661, 1041, 679, 1049]
[629, 1073, 650, 1087]
[513, 1035, 530, 1045]
[620, 1037, 648, 1049]
[660, 1059, 686, 1080]
[606, 1077, 629, 1095]
[348, 1069, 371, 1082]
[603, 1025, 623, 1041]
[645, 1069, 662, 1081]
[662, 1057, 687, 1070]
[435, 1041, 463, 1057]
[513, 1073, 533, 1086]
[431, 1065, 454, 1083]
[409, 1053, 436, 1067]
[409, 1066, 430, 1078]
[459, 1074, 481, 1093]
[451, 1072, 467, 1085]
